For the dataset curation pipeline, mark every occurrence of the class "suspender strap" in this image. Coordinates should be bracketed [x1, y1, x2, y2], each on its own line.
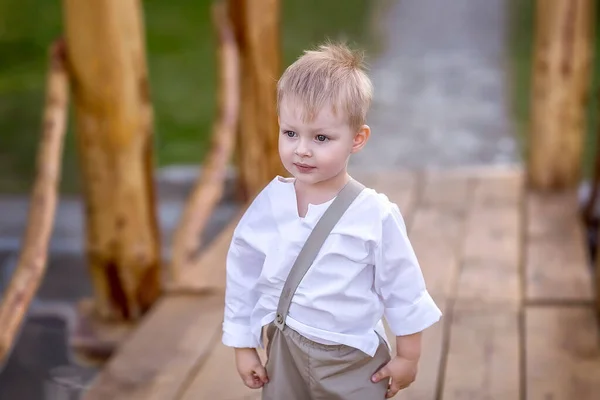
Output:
[273, 179, 365, 330]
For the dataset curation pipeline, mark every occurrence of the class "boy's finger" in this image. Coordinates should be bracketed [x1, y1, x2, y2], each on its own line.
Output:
[255, 366, 269, 383]
[386, 379, 406, 398]
[385, 385, 400, 398]
[371, 366, 390, 383]
[243, 373, 262, 389]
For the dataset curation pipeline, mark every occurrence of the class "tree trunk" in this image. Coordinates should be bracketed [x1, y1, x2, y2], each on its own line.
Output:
[228, 0, 285, 201]
[528, 0, 594, 190]
[62, 0, 161, 321]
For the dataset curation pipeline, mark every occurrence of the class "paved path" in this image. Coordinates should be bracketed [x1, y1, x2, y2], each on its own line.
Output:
[351, 0, 519, 171]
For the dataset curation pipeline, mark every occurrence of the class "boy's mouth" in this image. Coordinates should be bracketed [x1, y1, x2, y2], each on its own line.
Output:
[294, 163, 316, 173]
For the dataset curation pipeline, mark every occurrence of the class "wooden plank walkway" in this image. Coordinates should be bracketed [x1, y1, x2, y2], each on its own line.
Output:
[81, 167, 600, 400]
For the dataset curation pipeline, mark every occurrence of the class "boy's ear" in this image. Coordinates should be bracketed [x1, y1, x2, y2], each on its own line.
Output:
[351, 125, 371, 153]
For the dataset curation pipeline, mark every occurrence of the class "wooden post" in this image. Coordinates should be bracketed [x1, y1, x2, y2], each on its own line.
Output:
[169, 2, 240, 284]
[598, 244, 600, 322]
[0, 41, 69, 363]
[62, 0, 161, 321]
[528, 0, 594, 190]
[228, 0, 285, 201]
[587, 93, 600, 320]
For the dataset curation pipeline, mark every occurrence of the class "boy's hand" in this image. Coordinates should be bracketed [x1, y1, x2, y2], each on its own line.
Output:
[234, 348, 269, 389]
[371, 355, 418, 398]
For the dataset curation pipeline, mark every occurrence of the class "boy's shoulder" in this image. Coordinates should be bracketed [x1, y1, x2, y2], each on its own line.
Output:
[234, 175, 292, 225]
[245, 175, 285, 204]
[249, 175, 290, 206]
[353, 182, 403, 221]
[232, 177, 280, 231]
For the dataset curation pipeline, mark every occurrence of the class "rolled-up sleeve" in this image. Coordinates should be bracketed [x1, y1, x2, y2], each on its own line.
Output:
[222, 200, 267, 348]
[374, 204, 442, 336]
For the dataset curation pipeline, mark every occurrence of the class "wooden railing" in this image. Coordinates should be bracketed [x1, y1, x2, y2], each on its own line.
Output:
[0, 41, 70, 363]
[0, 0, 249, 365]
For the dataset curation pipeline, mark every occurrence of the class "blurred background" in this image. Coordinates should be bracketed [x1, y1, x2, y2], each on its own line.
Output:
[1, 0, 600, 398]
[0, 0, 376, 194]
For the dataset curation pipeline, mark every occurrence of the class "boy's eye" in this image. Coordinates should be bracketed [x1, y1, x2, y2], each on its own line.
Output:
[284, 130, 296, 138]
[316, 134, 328, 142]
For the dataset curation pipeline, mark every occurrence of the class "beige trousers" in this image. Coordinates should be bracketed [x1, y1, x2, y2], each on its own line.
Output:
[261, 324, 391, 400]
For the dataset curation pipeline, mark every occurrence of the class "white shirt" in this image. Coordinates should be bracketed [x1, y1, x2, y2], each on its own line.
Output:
[222, 176, 442, 357]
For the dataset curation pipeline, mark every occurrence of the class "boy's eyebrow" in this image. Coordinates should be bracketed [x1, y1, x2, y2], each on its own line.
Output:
[310, 127, 337, 134]
[279, 121, 337, 134]
[279, 121, 298, 130]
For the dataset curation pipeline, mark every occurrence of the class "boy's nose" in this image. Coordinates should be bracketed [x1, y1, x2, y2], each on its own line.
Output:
[294, 142, 311, 157]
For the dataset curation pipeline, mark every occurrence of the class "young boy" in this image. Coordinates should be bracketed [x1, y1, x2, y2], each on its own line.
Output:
[222, 42, 442, 399]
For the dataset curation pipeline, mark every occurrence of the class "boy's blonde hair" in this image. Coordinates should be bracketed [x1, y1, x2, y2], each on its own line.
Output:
[277, 42, 373, 131]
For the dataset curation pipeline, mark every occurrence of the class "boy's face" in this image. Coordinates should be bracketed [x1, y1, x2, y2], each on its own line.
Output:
[278, 98, 369, 187]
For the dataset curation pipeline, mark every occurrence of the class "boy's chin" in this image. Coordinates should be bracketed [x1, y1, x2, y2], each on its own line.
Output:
[290, 173, 321, 185]
[284, 165, 342, 186]
[293, 173, 341, 187]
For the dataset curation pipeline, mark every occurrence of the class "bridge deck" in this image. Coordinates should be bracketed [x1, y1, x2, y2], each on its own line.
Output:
[82, 167, 600, 400]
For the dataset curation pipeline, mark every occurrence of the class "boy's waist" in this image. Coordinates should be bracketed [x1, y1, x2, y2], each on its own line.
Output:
[262, 314, 388, 357]
[268, 323, 348, 350]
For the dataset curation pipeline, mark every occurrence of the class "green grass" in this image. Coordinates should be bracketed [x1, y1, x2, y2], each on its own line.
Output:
[508, 0, 600, 177]
[0, 0, 377, 193]
[507, 0, 533, 160]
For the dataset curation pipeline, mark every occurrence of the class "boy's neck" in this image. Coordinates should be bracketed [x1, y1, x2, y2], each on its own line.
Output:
[294, 170, 351, 205]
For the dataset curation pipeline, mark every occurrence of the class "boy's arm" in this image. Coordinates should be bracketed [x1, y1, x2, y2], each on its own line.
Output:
[224, 226, 270, 388]
[222, 191, 269, 349]
[221, 190, 272, 389]
[372, 203, 438, 397]
[395, 331, 421, 361]
[373, 203, 442, 338]
[222, 232, 265, 348]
